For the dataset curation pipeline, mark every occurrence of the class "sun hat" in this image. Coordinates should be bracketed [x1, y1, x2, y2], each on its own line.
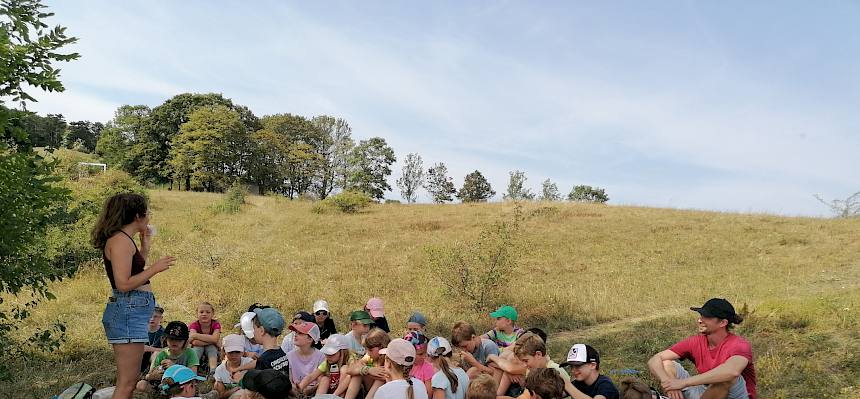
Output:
[223, 334, 245, 353]
[380, 338, 416, 366]
[490, 305, 518, 321]
[290, 321, 322, 343]
[427, 336, 453, 357]
[365, 297, 385, 318]
[320, 334, 350, 355]
[159, 365, 205, 393]
[236, 312, 257, 339]
[254, 308, 286, 336]
[313, 299, 330, 313]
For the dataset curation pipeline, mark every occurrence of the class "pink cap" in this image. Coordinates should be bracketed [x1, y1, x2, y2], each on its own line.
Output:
[366, 297, 384, 318]
[380, 338, 416, 366]
[289, 321, 321, 343]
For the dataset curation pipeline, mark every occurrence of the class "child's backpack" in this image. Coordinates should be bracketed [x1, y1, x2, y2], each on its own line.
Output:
[53, 382, 95, 399]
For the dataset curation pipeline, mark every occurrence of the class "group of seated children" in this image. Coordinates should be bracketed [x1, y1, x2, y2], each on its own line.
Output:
[138, 299, 631, 399]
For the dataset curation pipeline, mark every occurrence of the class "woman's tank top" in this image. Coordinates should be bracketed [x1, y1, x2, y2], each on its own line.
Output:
[104, 230, 149, 290]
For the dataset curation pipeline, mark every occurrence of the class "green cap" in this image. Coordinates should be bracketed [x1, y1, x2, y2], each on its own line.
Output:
[490, 305, 518, 321]
[349, 310, 374, 324]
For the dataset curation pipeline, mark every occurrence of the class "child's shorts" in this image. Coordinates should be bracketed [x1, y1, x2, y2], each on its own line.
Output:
[102, 289, 156, 344]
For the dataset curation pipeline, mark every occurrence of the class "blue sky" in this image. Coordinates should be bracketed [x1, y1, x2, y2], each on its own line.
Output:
[29, 1, 860, 216]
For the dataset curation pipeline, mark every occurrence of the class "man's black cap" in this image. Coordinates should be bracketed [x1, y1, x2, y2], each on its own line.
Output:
[691, 298, 740, 323]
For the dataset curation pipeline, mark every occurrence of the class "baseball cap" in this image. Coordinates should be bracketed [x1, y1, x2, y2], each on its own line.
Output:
[223, 334, 245, 353]
[690, 298, 741, 323]
[254, 308, 286, 336]
[403, 330, 429, 349]
[380, 338, 416, 366]
[241, 369, 292, 399]
[294, 311, 315, 323]
[163, 321, 189, 340]
[235, 312, 257, 339]
[290, 321, 321, 343]
[320, 334, 350, 355]
[559, 344, 600, 367]
[313, 299, 330, 313]
[366, 297, 384, 318]
[407, 311, 428, 326]
[427, 336, 453, 357]
[490, 305, 518, 321]
[349, 310, 374, 324]
[160, 365, 205, 392]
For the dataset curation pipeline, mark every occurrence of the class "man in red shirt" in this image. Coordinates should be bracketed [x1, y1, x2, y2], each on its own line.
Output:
[647, 298, 756, 399]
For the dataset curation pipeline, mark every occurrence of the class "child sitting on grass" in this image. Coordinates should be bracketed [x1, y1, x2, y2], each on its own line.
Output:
[404, 330, 435, 398]
[189, 302, 222, 373]
[427, 336, 469, 399]
[213, 334, 252, 399]
[507, 332, 569, 399]
[406, 311, 428, 334]
[482, 306, 524, 349]
[250, 307, 290, 376]
[521, 368, 565, 399]
[299, 333, 356, 397]
[142, 306, 166, 373]
[488, 328, 547, 397]
[286, 321, 325, 396]
[158, 364, 206, 399]
[346, 310, 374, 356]
[465, 375, 497, 399]
[137, 321, 200, 394]
[451, 321, 500, 379]
[376, 338, 429, 399]
[345, 327, 391, 399]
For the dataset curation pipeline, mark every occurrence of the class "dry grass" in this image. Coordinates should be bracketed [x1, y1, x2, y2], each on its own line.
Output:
[3, 190, 859, 398]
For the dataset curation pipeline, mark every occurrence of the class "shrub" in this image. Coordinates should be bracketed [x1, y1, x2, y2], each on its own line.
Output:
[385, 199, 401, 204]
[211, 183, 246, 214]
[322, 190, 372, 214]
[567, 185, 609, 203]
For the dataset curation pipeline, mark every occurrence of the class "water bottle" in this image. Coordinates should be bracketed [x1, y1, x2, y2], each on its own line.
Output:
[147, 224, 158, 237]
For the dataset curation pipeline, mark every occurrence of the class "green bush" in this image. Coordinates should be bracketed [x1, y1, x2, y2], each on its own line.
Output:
[322, 190, 373, 214]
[211, 183, 247, 214]
[385, 199, 401, 204]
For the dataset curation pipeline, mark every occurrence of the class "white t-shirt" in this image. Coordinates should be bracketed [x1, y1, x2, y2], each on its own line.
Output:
[376, 378, 429, 399]
[344, 331, 366, 356]
[213, 357, 253, 387]
[431, 367, 469, 399]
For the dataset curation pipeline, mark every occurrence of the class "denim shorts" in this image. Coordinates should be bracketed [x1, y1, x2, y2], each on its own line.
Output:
[102, 289, 156, 344]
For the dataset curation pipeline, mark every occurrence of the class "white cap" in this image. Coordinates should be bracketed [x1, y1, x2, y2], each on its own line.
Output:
[235, 312, 256, 339]
[313, 299, 330, 313]
[427, 336, 453, 357]
[320, 334, 349, 355]
[223, 334, 245, 353]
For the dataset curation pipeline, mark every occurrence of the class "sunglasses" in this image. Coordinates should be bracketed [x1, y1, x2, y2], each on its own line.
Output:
[315, 310, 328, 316]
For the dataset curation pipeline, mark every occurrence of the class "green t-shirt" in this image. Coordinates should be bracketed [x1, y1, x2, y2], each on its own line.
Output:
[151, 348, 200, 370]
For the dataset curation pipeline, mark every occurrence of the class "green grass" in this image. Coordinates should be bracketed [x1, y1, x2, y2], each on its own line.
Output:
[3, 190, 859, 398]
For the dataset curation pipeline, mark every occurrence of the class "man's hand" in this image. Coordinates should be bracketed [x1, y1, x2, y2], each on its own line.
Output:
[661, 378, 687, 394]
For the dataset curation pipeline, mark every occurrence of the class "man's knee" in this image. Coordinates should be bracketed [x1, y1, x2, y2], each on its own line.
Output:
[662, 360, 680, 378]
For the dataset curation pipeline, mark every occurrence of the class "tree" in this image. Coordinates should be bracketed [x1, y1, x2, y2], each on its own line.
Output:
[539, 178, 561, 201]
[396, 153, 424, 203]
[567, 185, 609, 203]
[503, 170, 535, 201]
[0, 0, 79, 379]
[310, 115, 353, 199]
[249, 113, 326, 198]
[62, 120, 102, 152]
[95, 105, 150, 171]
[170, 105, 249, 192]
[424, 162, 457, 203]
[348, 137, 396, 201]
[814, 191, 860, 218]
[458, 170, 495, 203]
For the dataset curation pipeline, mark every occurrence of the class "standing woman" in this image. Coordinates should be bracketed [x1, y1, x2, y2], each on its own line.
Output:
[91, 193, 175, 399]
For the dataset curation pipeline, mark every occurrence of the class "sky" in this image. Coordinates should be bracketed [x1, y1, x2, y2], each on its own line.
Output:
[25, 1, 860, 216]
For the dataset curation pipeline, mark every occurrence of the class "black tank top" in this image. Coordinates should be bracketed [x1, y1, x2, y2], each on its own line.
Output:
[104, 230, 149, 290]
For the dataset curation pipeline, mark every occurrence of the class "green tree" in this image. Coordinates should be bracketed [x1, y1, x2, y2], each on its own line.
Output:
[251, 113, 325, 198]
[567, 185, 609, 203]
[539, 178, 561, 201]
[348, 137, 396, 200]
[457, 170, 495, 203]
[62, 120, 102, 152]
[396, 152, 424, 203]
[170, 105, 249, 192]
[0, 0, 79, 379]
[503, 170, 535, 201]
[310, 115, 353, 199]
[424, 162, 456, 203]
[95, 105, 151, 171]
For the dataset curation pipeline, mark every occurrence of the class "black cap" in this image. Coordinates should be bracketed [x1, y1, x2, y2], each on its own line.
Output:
[241, 369, 292, 399]
[559, 344, 600, 367]
[691, 298, 740, 323]
[294, 311, 315, 323]
[163, 320, 189, 340]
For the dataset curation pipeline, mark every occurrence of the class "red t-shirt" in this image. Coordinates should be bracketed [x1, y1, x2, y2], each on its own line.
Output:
[670, 334, 756, 399]
[189, 320, 222, 335]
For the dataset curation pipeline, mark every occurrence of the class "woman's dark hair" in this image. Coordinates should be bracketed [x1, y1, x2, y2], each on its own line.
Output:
[526, 327, 547, 343]
[91, 193, 148, 249]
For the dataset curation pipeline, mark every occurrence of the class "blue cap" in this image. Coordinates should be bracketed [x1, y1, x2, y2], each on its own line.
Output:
[407, 311, 428, 326]
[254, 307, 286, 336]
[160, 365, 205, 392]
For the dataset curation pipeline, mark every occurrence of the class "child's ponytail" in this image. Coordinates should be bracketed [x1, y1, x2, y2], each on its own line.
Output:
[438, 355, 459, 393]
[404, 364, 415, 399]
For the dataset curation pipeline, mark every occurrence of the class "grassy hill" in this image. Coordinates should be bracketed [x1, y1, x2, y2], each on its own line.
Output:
[4, 190, 859, 398]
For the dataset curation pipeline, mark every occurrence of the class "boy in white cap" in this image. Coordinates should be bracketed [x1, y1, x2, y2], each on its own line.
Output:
[213, 334, 254, 399]
[377, 338, 429, 399]
[559, 344, 618, 399]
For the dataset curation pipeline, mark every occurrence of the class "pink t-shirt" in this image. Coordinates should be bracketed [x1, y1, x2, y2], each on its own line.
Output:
[670, 334, 756, 399]
[189, 320, 222, 335]
[409, 359, 435, 382]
